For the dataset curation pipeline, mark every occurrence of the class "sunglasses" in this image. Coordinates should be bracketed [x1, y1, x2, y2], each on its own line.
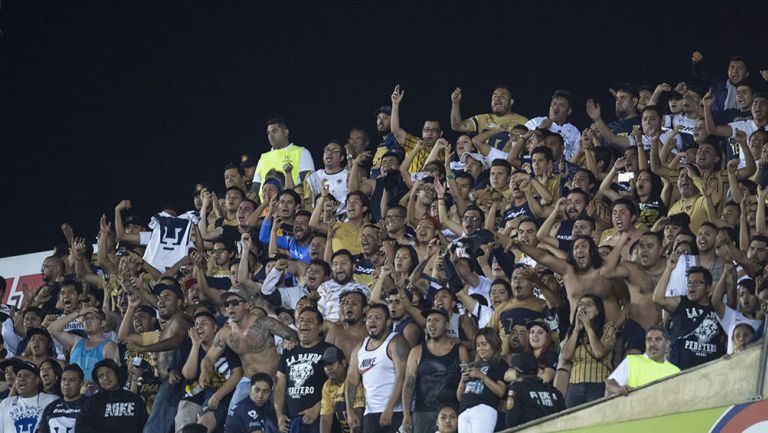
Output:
[223, 299, 245, 308]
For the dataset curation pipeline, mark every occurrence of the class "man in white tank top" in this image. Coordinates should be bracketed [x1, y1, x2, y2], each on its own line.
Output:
[345, 304, 410, 433]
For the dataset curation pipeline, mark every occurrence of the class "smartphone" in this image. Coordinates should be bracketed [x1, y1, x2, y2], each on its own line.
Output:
[411, 172, 429, 182]
[618, 171, 635, 183]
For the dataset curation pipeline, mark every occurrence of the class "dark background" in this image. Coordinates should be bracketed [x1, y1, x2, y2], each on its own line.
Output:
[2, 0, 767, 256]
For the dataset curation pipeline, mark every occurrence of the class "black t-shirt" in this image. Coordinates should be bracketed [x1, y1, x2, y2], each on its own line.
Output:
[459, 357, 508, 412]
[278, 341, 332, 417]
[39, 397, 85, 433]
[182, 342, 242, 404]
[638, 197, 667, 228]
[669, 296, 726, 369]
[500, 202, 534, 226]
[505, 377, 565, 428]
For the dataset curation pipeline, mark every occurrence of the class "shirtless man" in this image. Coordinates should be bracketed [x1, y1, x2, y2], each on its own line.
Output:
[601, 231, 666, 355]
[202, 287, 298, 413]
[126, 282, 190, 433]
[325, 290, 368, 359]
[515, 236, 625, 325]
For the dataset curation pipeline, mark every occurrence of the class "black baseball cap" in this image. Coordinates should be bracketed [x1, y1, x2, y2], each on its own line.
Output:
[525, 319, 550, 333]
[27, 327, 53, 342]
[375, 106, 392, 116]
[153, 282, 184, 300]
[320, 346, 345, 365]
[510, 352, 539, 376]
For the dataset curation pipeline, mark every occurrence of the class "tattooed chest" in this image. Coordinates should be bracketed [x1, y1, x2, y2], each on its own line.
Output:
[228, 326, 272, 352]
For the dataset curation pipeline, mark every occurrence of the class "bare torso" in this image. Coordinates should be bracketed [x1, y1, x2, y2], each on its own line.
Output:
[627, 264, 664, 329]
[565, 268, 622, 325]
[223, 314, 294, 378]
[327, 321, 367, 359]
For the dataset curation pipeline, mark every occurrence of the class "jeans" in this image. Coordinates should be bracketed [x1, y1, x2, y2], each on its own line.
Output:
[566, 382, 605, 408]
[227, 377, 251, 415]
[144, 380, 184, 433]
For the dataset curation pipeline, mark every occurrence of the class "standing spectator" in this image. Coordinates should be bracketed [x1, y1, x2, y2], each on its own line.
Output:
[456, 328, 508, 433]
[390, 85, 443, 173]
[77, 359, 148, 433]
[504, 352, 565, 428]
[252, 118, 315, 199]
[450, 85, 528, 149]
[316, 250, 370, 323]
[653, 263, 726, 369]
[48, 307, 120, 380]
[274, 307, 332, 433]
[691, 51, 750, 112]
[371, 105, 403, 174]
[225, 373, 279, 433]
[38, 365, 85, 433]
[525, 90, 581, 161]
[561, 294, 616, 408]
[605, 326, 680, 397]
[402, 308, 469, 433]
[0, 360, 58, 433]
[304, 140, 349, 213]
[318, 346, 364, 433]
[346, 304, 409, 433]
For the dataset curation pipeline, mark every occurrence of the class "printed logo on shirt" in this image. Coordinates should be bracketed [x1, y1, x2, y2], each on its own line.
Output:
[359, 357, 377, 374]
[286, 352, 321, 399]
[104, 402, 135, 417]
[10, 406, 40, 433]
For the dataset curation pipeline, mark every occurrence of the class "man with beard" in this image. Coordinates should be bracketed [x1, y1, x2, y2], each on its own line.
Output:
[450, 85, 528, 150]
[268, 210, 313, 264]
[537, 190, 589, 254]
[48, 306, 120, 380]
[319, 346, 365, 433]
[390, 85, 444, 173]
[402, 309, 469, 433]
[317, 250, 370, 323]
[386, 290, 423, 348]
[326, 291, 368, 359]
[275, 307, 332, 433]
[346, 305, 409, 433]
[599, 198, 645, 260]
[38, 365, 85, 433]
[503, 322, 531, 364]
[694, 222, 728, 284]
[601, 231, 666, 355]
[262, 258, 329, 310]
[0, 360, 58, 433]
[525, 90, 581, 162]
[604, 85, 641, 140]
[312, 192, 369, 256]
[605, 326, 680, 396]
[125, 282, 190, 433]
[305, 140, 349, 213]
[382, 206, 414, 247]
[352, 225, 385, 287]
[500, 170, 542, 226]
[653, 263, 726, 369]
[514, 236, 624, 327]
[204, 287, 297, 415]
[33, 256, 65, 314]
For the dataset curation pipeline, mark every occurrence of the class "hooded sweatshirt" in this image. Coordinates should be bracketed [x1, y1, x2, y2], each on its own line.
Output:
[75, 389, 147, 433]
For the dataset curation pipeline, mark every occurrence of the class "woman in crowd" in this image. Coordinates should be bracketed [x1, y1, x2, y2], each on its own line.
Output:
[457, 328, 508, 433]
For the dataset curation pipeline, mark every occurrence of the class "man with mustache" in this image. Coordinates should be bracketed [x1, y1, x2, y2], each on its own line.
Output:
[325, 291, 368, 359]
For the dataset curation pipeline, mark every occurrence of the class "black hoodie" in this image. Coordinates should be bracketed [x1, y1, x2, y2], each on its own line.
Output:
[75, 388, 148, 433]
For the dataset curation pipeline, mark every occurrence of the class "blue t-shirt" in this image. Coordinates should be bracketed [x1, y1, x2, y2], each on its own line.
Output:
[225, 398, 279, 433]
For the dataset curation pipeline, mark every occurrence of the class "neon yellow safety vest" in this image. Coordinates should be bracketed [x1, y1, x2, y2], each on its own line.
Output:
[627, 354, 680, 388]
[255, 144, 305, 199]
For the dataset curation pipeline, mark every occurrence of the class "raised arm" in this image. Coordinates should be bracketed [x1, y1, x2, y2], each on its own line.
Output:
[47, 308, 88, 350]
[597, 161, 623, 202]
[390, 85, 408, 145]
[702, 90, 733, 137]
[515, 241, 570, 275]
[450, 87, 475, 133]
[114, 200, 141, 244]
[652, 255, 681, 313]
[586, 99, 630, 149]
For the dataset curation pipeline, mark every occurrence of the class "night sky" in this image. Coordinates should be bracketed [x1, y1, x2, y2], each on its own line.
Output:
[2, 0, 767, 256]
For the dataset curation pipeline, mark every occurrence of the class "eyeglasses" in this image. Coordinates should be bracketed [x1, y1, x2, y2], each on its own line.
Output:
[463, 216, 482, 222]
[223, 299, 244, 307]
[324, 148, 342, 154]
[687, 280, 707, 287]
[211, 248, 227, 254]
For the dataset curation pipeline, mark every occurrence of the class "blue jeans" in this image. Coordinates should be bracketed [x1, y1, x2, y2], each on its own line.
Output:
[227, 377, 251, 415]
[144, 379, 184, 433]
[566, 382, 605, 408]
[288, 416, 319, 433]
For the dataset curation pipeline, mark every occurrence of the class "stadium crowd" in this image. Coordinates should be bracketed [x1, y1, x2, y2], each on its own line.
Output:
[2, 51, 768, 433]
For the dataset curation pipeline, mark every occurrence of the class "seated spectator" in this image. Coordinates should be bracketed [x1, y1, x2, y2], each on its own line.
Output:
[504, 352, 565, 428]
[605, 325, 680, 397]
[450, 85, 528, 147]
[225, 372, 279, 433]
[77, 359, 148, 433]
[319, 345, 364, 433]
[525, 90, 581, 162]
[0, 359, 58, 432]
[317, 250, 370, 323]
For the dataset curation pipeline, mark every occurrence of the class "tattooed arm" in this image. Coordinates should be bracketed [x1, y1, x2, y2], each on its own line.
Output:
[381, 334, 410, 427]
[401, 345, 422, 433]
[259, 316, 299, 344]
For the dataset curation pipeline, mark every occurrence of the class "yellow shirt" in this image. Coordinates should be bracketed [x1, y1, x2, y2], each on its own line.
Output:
[626, 354, 680, 388]
[668, 195, 708, 232]
[320, 379, 365, 433]
[253, 144, 313, 199]
[570, 323, 617, 384]
[331, 221, 363, 255]
[400, 133, 432, 173]
[471, 112, 529, 134]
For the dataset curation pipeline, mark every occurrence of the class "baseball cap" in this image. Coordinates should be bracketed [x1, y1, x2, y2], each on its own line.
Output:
[136, 304, 158, 318]
[510, 352, 539, 376]
[27, 327, 53, 342]
[320, 346, 345, 365]
[525, 319, 550, 333]
[459, 152, 489, 169]
[153, 282, 184, 300]
[375, 106, 392, 116]
[737, 277, 756, 292]
[0, 358, 25, 375]
[14, 360, 40, 376]
[221, 287, 250, 303]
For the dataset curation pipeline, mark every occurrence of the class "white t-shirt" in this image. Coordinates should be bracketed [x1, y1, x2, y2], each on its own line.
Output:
[717, 305, 762, 354]
[0, 393, 59, 433]
[468, 276, 492, 306]
[261, 268, 309, 310]
[525, 116, 581, 162]
[140, 213, 194, 271]
[729, 120, 767, 169]
[481, 147, 508, 165]
[305, 168, 349, 214]
[317, 280, 370, 323]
